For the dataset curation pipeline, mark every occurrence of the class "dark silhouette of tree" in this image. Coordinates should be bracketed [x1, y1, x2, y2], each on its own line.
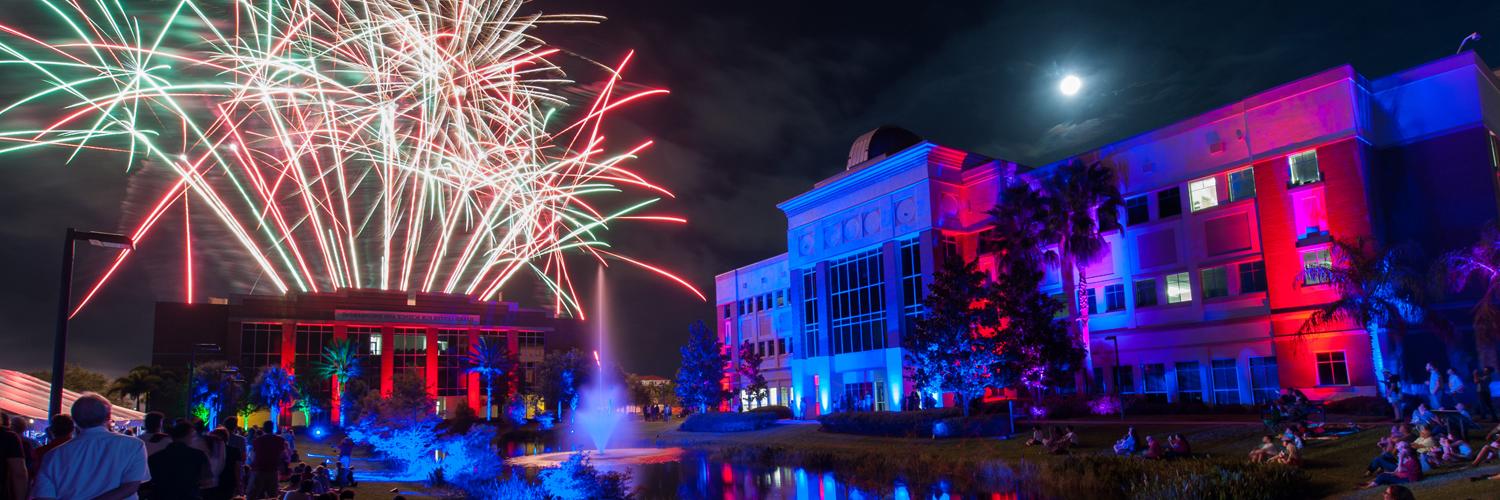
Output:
[735, 340, 768, 408]
[1298, 238, 1431, 386]
[537, 349, 589, 420]
[674, 321, 730, 413]
[989, 183, 1084, 398]
[1438, 223, 1500, 370]
[108, 365, 176, 411]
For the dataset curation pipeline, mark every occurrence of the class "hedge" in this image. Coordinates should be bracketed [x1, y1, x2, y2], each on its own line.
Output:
[747, 405, 794, 419]
[678, 411, 780, 432]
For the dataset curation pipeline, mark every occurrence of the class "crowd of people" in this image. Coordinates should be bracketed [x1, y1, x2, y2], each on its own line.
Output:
[1107, 427, 1194, 460]
[1021, 425, 1078, 454]
[1360, 418, 1500, 489]
[0, 392, 365, 499]
[641, 404, 673, 422]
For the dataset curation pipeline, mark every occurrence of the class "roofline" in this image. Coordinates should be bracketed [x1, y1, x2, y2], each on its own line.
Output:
[714, 252, 789, 280]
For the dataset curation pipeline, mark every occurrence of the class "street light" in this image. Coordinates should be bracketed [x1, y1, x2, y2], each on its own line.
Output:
[186, 343, 222, 416]
[1105, 335, 1123, 421]
[48, 228, 133, 418]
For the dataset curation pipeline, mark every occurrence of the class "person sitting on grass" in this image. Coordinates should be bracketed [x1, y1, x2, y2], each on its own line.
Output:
[1409, 404, 1437, 427]
[1282, 426, 1306, 450]
[1112, 428, 1137, 456]
[1367, 440, 1405, 475]
[1046, 426, 1077, 455]
[1142, 435, 1166, 460]
[1469, 432, 1500, 467]
[1364, 446, 1422, 488]
[1272, 436, 1302, 467]
[1411, 426, 1439, 456]
[1438, 434, 1473, 463]
[1166, 433, 1191, 459]
[1024, 426, 1046, 447]
[1249, 435, 1279, 463]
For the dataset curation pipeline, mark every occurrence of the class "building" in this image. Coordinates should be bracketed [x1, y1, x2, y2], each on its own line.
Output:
[715, 254, 795, 409]
[153, 289, 583, 424]
[717, 52, 1500, 416]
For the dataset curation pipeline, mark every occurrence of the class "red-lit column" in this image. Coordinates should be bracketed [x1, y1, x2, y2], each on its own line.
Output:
[425, 327, 439, 402]
[507, 331, 521, 410]
[280, 322, 295, 425]
[379, 325, 394, 397]
[331, 325, 347, 425]
[466, 328, 481, 415]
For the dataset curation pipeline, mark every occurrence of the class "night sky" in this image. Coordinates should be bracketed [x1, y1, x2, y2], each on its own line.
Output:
[1, 0, 1498, 378]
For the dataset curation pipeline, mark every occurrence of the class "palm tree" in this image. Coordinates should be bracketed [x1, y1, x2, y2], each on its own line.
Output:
[316, 339, 360, 427]
[467, 337, 516, 420]
[1438, 224, 1500, 370]
[108, 365, 173, 411]
[252, 366, 299, 431]
[1298, 238, 1430, 391]
[1036, 160, 1123, 380]
[191, 361, 236, 426]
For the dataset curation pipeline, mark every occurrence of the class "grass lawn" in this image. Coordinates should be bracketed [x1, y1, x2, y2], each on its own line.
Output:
[647, 416, 1500, 499]
[296, 436, 453, 500]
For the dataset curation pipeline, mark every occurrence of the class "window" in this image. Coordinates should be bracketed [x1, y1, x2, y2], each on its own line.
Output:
[1301, 249, 1332, 285]
[1142, 364, 1168, 402]
[1157, 187, 1182, 218]
[1125, 195, 1150, 226]
[294, 325, 334, 398]
[393, 328, 427, 379]
[1249, 356, 1280, 403]
[1189, 177, 1218, 211]
[1176, 361, 1204, 403]
[1228, 168, 1256, 201]
[436, 330, 467, 397]
[1104, 284, 1125, 312]
[1289, 150, 1321, 186]
[828, 249, 887, 355]
[801, 270, 821, 358]
[899, 238, 925, 325]
[1113, 365, 1135, 394]
[1134, 278, 1158, 307]
[940, 235, 960, 262]
[723, 304, 732, 318]
[1165, 272, 1192, 304]
[1084, 288, 1099, 315]
[776, 291, 787, 308]
[1316, 351, 1350, 386]
[346, 326, 383, 382]
[1239, 261, 1267, 293]
[779, 338, 787, 356]
[1201, 267, 1228, 299]
[841, 381, 886, 412]
[518, 331, 544, 348]
[240, 323, 282, 370]
[1211, 359, 1240, 405]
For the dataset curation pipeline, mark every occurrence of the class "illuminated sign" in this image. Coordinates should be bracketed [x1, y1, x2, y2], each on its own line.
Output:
[333, 309, 480, 326]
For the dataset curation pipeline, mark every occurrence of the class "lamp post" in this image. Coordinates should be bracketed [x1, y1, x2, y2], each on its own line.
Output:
[49, 228, 133, 418]
[1105, 335, 1123, 421]
[186, 343, 222, 417]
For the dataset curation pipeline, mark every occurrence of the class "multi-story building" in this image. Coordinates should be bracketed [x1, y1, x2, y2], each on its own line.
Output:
[714, 254, 796, 409]
[153, 289, 583, 425]
[717, 52, 1500, 416]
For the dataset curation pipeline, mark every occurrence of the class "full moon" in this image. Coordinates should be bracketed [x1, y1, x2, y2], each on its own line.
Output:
[1059, 74, 1082, 96]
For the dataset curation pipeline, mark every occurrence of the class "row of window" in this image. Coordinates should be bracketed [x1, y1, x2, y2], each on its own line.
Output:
[1125, 149, 1323, 226]
[1106, 356, 1281, 404]
[241, 324, 536, 392]
[1080, 260, 1268, 313]
[749, 338, 789, 359]
[728, 290, 789, 317]
[828, 249, 888, 355]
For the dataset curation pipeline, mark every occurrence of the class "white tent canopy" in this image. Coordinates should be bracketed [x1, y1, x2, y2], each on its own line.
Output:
[0, 369, 145, 425]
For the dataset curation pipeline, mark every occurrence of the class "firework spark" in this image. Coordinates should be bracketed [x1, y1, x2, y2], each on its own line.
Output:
[0, 0, 700, 316]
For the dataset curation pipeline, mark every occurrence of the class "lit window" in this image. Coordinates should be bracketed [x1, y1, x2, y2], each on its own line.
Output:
[1142, 364, 1168, 402]
[1201, 267, 1228, 299]
[1211, 359, 1240, 404]
[1315, 351, 1349, 386]
[1189, 178, 1218, 211]
[1165, 272, 1192, 304]
[1104, 284, 1125, 312]
[1133, 279, 1158, 307]
[1289, 150, 1321, 186]
[1249, 356, 1279, 403]
[1176, 361, 1204, 403]
[1228, 168, 1256, 201]
[1301, 249, 1332, 285]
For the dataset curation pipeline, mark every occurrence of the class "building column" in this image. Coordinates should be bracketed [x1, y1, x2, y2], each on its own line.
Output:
[379, 325, 395, 398]
[425, 327, 439, 403]
[280, 322, 295, 426]
[466, 329, 481, 416]
[332, 325, 347, 425]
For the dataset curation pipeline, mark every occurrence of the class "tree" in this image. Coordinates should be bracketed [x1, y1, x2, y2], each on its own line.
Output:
[251, 366, 299, 430]
[355, 372, 434, 426]
[190, 361, 237, 426]
[735, 340, 768, 408]
[317, 338, 361, 426]
[31, 364, 111, 394]
[108, 365, 176, 411]
[467, 337, 517, 421]
[1298, 238, 1431, 388]
[1036, 160, 1123, 381]
[1439, 223, 1500, 370]
[537, 349, 589, 420]
[988, 183, 1086, 398]
[903, 259, 1005, 416]
[625, 374, 654, 408]
[674, 320, 730, 414]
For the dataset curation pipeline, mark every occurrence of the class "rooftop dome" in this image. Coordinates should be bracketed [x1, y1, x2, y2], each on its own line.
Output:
[846, 126, 922, 170]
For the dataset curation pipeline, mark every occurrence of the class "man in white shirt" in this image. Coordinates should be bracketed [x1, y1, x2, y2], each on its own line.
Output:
[32, 393, 150, 500]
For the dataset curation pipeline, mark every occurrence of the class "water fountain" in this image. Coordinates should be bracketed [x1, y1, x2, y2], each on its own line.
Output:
[507, 265, 682, 469]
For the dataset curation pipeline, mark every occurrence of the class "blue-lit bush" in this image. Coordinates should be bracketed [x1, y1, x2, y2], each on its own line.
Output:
[747, 405, 793, 419]
[536, 453, 630, 500]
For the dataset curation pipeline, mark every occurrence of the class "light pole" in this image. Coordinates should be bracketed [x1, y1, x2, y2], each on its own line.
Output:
[49, 228, 133, 418]
[1105, 335, 1123, 421]
[186, 343, 221, 417]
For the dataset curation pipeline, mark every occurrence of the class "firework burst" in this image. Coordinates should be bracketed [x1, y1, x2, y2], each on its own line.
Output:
[0, 0, 699, 316]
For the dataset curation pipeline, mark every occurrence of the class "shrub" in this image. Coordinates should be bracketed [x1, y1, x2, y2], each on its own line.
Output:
[816, 408, 960, 437]
[1039, 455, 1308, 500]
[933, 413, 1012, 438]
[748, 405, 793, 419]
[1323, 395, 1395, 417]
[537, 453, 630, 499]
[679, 411, 780, 432]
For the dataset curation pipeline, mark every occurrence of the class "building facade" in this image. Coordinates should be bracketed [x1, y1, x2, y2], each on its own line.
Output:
[714, 254, 796, 409]
[153, 289, 583, 424]
[718, 52, 1500, 416]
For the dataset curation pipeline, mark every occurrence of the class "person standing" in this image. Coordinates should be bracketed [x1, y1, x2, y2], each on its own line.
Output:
[217, 417, 246, 499]
[31, 415, 74, 481]
[248, 422, 287, 500]
[337, 437, 353, 469]
[139, 412, 171, 456]
[1449, 368, 1468, 409]
[1427, 363, 1444, 410]
[0, 414, 26, 500]
[1383, 371, 1403, 422]
[1477, 368, 1497, 421]
[32, 392, 150, 500]
[146, 419, 211, 500]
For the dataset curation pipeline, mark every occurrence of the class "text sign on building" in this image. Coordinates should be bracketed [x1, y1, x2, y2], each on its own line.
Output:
[334, 309, 481, 326]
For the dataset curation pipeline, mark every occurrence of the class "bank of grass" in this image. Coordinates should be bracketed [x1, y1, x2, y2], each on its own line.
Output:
[648, 416, 1500, 499]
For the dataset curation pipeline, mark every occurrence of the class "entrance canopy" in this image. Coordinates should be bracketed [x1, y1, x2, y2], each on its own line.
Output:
[0, 369, 145, 425]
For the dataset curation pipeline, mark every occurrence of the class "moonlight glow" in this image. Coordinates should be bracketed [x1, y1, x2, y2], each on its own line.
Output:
[1059, 74, 1083, 96]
